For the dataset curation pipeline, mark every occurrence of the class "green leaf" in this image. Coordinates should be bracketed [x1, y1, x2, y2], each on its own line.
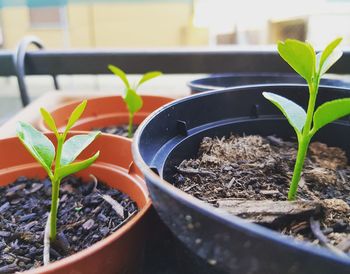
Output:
[312, 98, 350, 134]
[124, 88, 143, 115]
[317, 37, 342, 75]
[17, 121, 55, 171]
[61, 131, 101, 166]
[65, 100, 87, 135]
[319, 50, 342, 76]
[278, 39, 315, 83]
[108, 65, 130, 89]
[263, 92, 306, 135]
[137, 71, 162, 88]
[56, 151, 99, 179]
[40, 108, 58, 135]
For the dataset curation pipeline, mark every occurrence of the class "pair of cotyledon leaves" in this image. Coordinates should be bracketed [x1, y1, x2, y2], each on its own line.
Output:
[263, 38, 350, 138]
[17, 100, 100, 181]
[108, 65, 162, 115]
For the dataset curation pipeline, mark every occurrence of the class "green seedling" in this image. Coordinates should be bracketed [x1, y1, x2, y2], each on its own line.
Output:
[263, 38, 350, 200]
[17, 100, 100, 241]
[108, 65, 162, 138]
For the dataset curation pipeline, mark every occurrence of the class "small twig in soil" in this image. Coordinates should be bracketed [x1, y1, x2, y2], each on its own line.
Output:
[112, 211, 137, 232]
[260, 190, 280, 196]
[183, 184, 198, 192]
[89, 174, 98, 193]
[15, 255, 31, 263]
[0, 231, 11, 237]
[176, 167, 216, 177]
[310, 217, 348, 258]
[92, 174, 126, 218]
[27, 183, 43, 194]
[0, 262, 19, 273]
[290, 221, 309, 234]
[338, 170, 347, 185]
[99, 194, 125, 219]
[91, 205, 103, 215]
[266, 135, 284, 146]
[336, 238, 350, 253]
[0, 202, 10, 214]
[61, 220, 85, 231]
[226, 177, 236, 189]
[43, 213, 51, 265]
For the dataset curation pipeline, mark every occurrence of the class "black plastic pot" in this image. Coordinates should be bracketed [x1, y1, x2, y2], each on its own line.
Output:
[188, 73, 350, 94]
[132, 84, 350, 274]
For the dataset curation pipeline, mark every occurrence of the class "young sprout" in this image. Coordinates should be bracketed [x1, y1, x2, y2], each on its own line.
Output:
[17, 100, 100, 241]
[263, 38, 350, 200]
[108, 65, 162, 138]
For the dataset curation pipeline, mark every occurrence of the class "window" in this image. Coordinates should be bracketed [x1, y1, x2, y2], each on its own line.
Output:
[29, 7, 64, 28]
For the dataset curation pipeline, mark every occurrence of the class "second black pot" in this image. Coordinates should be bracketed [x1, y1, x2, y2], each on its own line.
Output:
[188, 73, 350, 94]
[133, 84, 350, 274]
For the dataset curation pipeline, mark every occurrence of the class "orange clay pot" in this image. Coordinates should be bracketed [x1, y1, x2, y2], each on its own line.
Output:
[0, 133, 151, 274]
[36, 95, 173, 132]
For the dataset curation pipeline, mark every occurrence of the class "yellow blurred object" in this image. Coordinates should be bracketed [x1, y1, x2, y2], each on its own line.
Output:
[0, 2, 208, 49]
[268, 17, 307, 44]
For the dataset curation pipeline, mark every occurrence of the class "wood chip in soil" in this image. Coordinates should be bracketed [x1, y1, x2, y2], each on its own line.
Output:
[0, 175, 138, 272]
[173, 134, 350, 257]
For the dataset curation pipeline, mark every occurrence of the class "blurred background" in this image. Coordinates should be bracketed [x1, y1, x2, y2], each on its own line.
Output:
[1, 0, 350, 49]
[0, 0, 350, 120]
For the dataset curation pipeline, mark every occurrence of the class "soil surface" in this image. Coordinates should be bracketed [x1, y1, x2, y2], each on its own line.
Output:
[0, 176, 138, 272]
[95, 124, 138, 138]
[174, 135, 350, 257]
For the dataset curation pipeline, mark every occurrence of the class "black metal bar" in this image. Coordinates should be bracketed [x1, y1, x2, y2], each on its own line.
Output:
[13, 36, 60, 107]
[0, 51, 16, 76]
[1, 47, 350, 77]
[13, 37, 44, 106]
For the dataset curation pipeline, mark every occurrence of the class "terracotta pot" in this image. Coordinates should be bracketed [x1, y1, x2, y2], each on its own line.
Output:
[36, 95, 173, 132]
[0, 133, 151, 274]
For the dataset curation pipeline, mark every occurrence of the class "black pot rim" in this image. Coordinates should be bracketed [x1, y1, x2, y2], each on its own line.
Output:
[132, 83, 350, 266]
[187, 73, 350, 93]
[187, 73, 300, 92]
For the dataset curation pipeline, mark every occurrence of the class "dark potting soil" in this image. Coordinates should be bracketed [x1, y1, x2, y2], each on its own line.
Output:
[173, 135, 350, 256]
[0, 176, 138, 272]
[95, 124, 138, 138]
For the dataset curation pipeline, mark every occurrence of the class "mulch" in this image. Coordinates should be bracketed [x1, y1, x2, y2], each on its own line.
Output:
[174, 134, 350, 257]
[0, 175, 138, 272]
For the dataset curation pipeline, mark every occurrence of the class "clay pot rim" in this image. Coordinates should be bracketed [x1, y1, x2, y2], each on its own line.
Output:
[55, 112, 151, 132]
[0, 133, 152, 274]
[37, 95, 173, 132]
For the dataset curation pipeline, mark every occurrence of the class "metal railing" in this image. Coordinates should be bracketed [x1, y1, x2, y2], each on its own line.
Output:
[1, 37, 350, 106]
[13, 36, 60, 106]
